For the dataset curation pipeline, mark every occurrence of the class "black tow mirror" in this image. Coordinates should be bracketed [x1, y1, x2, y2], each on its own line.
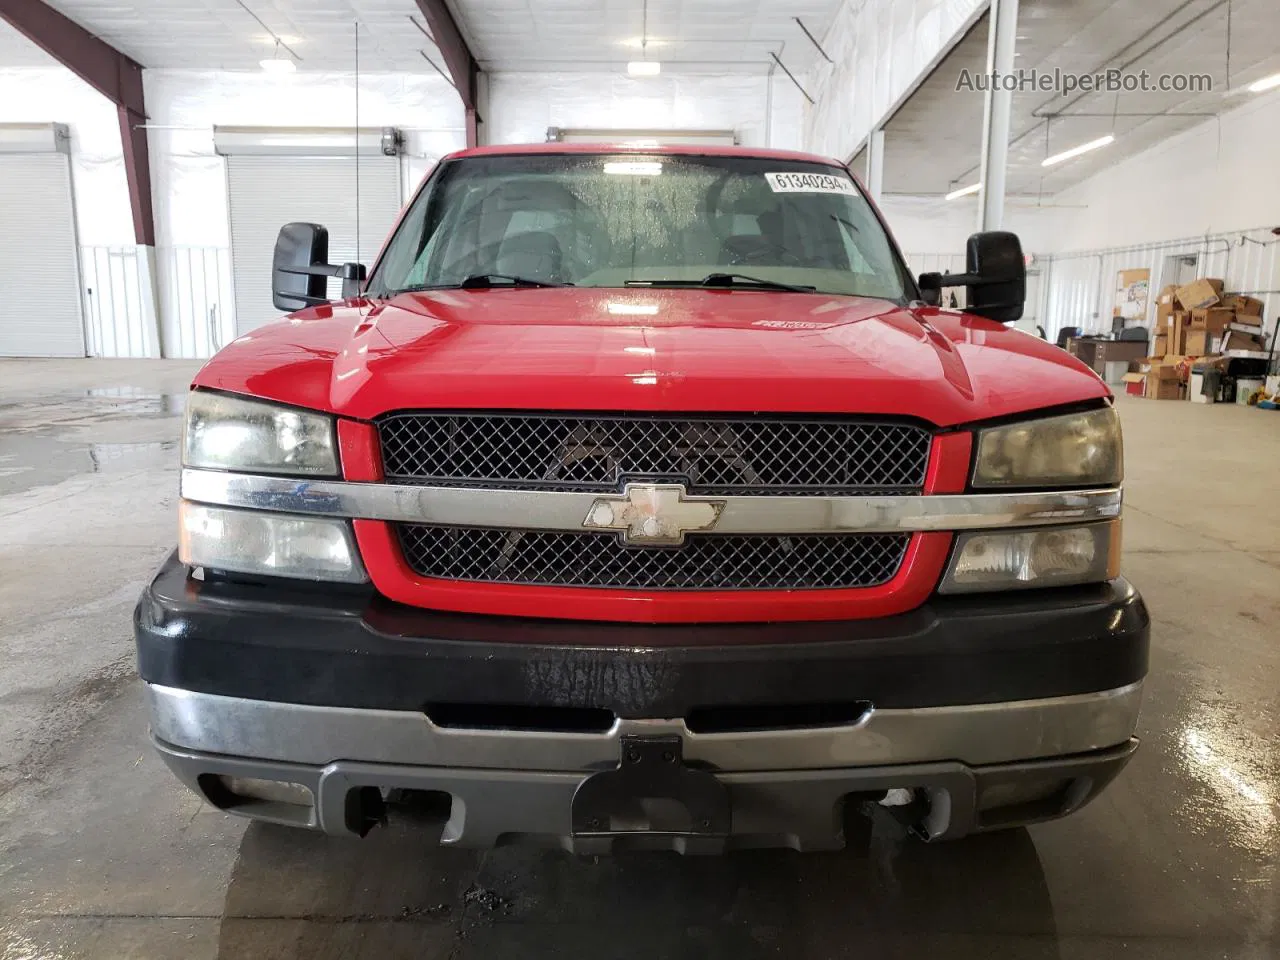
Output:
[917, 230, 1026, 323]
[272, 222, 367, 311]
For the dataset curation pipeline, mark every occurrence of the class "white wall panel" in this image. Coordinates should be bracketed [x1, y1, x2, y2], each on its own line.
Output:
[160, 247, 234, 359]
[804, 0, 986, 162]
[1047, 90, 1280, 251]
[143, 70, 465, 351]
[488, 73, 804, 150]
[81, 246, 155, 358]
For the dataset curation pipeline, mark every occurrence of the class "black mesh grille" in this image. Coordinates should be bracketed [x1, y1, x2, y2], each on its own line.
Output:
[395, 526, 911, 591]
[378, 413, 932, 495]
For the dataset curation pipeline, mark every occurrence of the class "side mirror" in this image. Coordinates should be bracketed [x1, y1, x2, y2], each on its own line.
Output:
[965, 231, 1025, 323]
[272, 222, 367, 311]
[917, 230, 1026, 323]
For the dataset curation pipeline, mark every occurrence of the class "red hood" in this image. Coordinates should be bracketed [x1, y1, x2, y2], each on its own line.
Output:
[193, 288, 1108, 427]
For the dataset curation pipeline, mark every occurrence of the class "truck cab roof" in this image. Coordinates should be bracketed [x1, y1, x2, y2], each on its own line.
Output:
[441, 142, 848, 169]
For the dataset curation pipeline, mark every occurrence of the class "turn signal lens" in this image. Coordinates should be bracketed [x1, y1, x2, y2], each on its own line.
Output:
[179, 501, 367, 583]
[940, 521, 1118, 593]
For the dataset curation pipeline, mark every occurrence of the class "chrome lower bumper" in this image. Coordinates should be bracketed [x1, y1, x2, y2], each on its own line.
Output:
[146, 680, 1143, 773]
[148, 682, 1142, 848]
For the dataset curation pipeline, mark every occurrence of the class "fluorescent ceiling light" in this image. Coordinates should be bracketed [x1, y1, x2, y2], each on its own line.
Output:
[260, 57, 296, 73]
[945, 182, 981, 200]
[628, 61, 661, 77]
[604, 161, 663, 176]
[1041, 134, 1114, 167]
[620, 37, 668, 48]
[1249, 72, 1280, 93]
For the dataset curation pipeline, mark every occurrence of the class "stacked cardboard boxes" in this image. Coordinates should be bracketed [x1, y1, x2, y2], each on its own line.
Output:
[1142, 278, 1268, 399]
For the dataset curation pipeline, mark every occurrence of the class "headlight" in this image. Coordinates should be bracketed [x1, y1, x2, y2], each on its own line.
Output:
[179, 502, 367, 583]
[939, 521, 1120, 593]
[183, 391, 337, 475]
[973, 407, 1122, 488]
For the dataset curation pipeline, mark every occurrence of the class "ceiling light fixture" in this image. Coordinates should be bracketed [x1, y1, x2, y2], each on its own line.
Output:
[235, 0, 302, 67]
[1041, 134, 1114, 167]
[260, 56, 297, 73]
[945, 182, 982, 200]
[628, 0, 660, 77]
[1248, 72, 1280, 93]
[259, 37, 297, 72]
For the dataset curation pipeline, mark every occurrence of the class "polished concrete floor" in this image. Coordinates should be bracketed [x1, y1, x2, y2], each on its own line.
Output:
[0, 358, 1277, 959]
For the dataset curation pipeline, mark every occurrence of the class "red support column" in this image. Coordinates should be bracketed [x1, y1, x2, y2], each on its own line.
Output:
[414, 0, 483, 143]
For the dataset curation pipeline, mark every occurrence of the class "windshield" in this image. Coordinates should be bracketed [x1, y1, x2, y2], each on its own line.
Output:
[367, 153, 913, 301]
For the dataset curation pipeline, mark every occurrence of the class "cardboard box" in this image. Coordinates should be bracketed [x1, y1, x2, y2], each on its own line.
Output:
[1121, 372, 1146, 396]
[1189, 307, 1233, 332]
[1151, 334, 1168, 357]
[1164, 311, 1188, 355]
[1175, 278, 1225, 310]
[1223, 294, 1264, 317]
[1184, 329, 1213, 355]
[1145, 374, 1184, 400]
[1219, 329, 1265, 352]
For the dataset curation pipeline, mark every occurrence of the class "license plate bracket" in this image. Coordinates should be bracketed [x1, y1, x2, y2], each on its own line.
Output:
[571, 735, 731, 837]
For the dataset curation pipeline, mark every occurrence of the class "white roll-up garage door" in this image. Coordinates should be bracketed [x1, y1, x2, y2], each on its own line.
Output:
[0, 125, 84, 357]
[226, 155, 402, 335]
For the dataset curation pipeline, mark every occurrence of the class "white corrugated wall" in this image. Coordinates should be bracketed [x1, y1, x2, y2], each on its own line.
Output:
[1041, 227, 1280, 345]
[81, 245, 233, 358]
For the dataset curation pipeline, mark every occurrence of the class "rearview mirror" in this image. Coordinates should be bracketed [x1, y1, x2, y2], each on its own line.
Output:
[917, 231, 1026, 323]
[272, 222, 367, 311]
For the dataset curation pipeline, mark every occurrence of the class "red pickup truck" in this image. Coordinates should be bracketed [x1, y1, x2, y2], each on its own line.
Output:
[135, 144, 1147, 852]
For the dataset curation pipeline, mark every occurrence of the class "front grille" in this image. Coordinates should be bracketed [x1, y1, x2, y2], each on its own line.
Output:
[396, 526, 911, 591]
[378, 413, 932, 495]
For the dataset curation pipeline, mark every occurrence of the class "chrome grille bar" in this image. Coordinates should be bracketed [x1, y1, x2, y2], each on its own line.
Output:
[181, 468, 1123, 535]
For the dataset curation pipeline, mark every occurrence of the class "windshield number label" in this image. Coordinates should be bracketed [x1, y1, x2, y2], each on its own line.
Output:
[765, 172, 856, 195]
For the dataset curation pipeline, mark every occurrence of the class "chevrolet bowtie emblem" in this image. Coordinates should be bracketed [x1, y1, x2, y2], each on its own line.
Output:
[582, 483, 726, 545]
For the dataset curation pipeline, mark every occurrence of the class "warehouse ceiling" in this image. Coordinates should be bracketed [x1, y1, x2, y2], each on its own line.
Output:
[0, 0, 842, 74]
[881, 0, 1280, 198]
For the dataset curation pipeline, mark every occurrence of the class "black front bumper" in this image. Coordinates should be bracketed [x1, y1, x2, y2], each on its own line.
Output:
[135, 552, 1149, 716]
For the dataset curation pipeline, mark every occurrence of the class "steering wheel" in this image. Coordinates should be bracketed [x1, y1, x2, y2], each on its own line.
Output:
[705, 172, 804, 267]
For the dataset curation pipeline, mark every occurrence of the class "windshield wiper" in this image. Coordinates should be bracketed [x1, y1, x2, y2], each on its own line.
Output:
[459, 273, 571, 289]
[625, 273, 815, 293]
[388, 274, 571, 295]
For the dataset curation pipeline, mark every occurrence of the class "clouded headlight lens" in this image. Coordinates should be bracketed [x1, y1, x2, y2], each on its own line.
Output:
[973, 407, 1122, 488]
[940, 521, 1120, 593]
[179, 502, 367, 583]
[184, 391, 337, 475]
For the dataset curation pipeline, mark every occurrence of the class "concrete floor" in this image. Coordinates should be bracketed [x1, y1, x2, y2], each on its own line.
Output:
[0, 358, 1277, 959]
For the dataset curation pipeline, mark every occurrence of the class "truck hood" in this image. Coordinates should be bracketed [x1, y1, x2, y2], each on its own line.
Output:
[193, 288, 1108, 427]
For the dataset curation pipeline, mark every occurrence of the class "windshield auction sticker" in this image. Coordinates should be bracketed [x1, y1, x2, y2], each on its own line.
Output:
[764, 172, 857, 195]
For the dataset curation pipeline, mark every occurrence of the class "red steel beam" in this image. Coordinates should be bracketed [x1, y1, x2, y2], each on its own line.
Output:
[413, 0, 481, 145]
[0, 0, 155, 246]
